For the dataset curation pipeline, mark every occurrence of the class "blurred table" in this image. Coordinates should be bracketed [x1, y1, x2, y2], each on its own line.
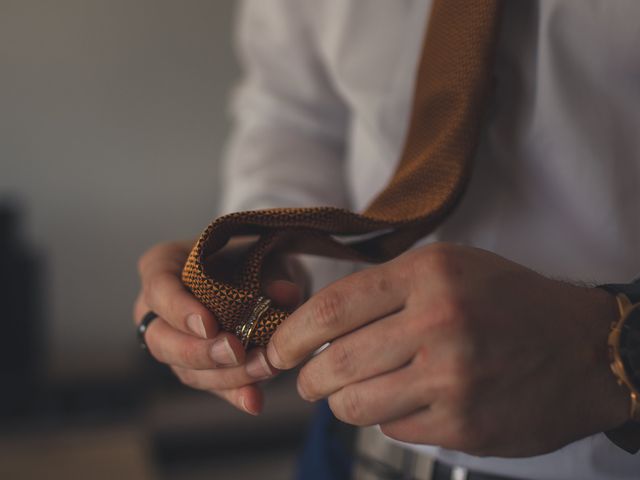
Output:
[0, 370, 314, 480]
[0, 425, 154, 480]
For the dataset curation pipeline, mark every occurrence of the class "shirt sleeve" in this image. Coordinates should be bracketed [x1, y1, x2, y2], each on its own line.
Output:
[220, 0, 350, 215]
[219, 0, 355, 291]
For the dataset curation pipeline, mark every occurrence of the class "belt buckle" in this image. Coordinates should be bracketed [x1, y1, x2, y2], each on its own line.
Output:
[426, 462, 468, 480]
[449, 466, 469, 480]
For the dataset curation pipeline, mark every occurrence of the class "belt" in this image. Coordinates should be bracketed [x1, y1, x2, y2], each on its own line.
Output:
[353, 426, 528, 480]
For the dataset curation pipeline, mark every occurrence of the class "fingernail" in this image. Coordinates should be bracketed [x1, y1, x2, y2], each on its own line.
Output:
[209, 337, 238, 366]
[246, 351, 273, 380]
[297, 377, 312, 402]
[266, 342, 283, 369]
[240, 395, 258, 416]
[186, 313, 207, 339]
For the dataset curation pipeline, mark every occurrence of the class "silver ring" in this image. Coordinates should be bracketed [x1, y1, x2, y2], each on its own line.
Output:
[236, 297, 272, 348]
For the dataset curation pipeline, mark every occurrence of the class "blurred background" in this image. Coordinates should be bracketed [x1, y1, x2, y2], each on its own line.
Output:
[0, 1, 313, 478]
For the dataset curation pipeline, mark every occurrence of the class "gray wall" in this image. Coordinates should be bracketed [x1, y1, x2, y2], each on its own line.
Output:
[0, 0, 239, 379]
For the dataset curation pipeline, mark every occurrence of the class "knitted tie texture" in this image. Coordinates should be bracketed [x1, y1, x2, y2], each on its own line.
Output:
[182, 0, 502, 348]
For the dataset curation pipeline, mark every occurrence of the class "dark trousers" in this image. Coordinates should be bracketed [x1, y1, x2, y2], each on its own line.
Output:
[296, 400, 356, 480]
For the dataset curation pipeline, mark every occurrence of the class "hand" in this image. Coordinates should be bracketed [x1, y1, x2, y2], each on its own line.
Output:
[266, 242, 629, 456]
[134, 238, 308, 414]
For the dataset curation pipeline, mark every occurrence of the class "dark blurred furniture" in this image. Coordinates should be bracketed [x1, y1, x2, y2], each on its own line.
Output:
[0, 201, 313, 479]
[0, 201, 43, 421]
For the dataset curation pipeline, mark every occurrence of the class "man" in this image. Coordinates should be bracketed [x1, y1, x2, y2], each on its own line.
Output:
[134, 1, 640, 478]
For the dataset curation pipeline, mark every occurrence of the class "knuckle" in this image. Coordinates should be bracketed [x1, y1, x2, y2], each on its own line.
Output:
[391, 251, 418, 283]
[423, 288, 467, 330]
[355, 265, 394, 296]
[174, 368, 195, 387]
[136, 251, 151, 276]
[414, 242, 460, 280]
[144, 273, 180, 314]
[132, 294, 145, 325]
[329, 342, 357, 379]
[140, 279, 153, 306]
[411, 296, 466, 338]
[137, 243, 166, 274]
[146, 271, 166, 295]
[425, 241, 457, 263]
[142, 274, 161, 306]
[371, 269, 393, 295]
[311, 289, 345, 331]
[180, 341, 202, 367]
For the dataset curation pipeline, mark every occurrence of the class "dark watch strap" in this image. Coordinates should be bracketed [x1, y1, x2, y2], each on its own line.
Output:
[599, 277, 640, 303]
[598, 277, 640, 454]
[604, 421, 640, 454]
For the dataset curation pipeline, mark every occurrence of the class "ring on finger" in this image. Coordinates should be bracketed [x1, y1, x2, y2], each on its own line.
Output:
[137, 311, 159, 350]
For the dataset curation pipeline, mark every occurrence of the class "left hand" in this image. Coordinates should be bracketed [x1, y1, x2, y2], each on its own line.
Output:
[266, 243, 630, 457]
[133, 239, 306, 415]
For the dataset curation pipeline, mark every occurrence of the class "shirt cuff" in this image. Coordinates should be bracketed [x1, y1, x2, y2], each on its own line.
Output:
[605, 421, 640, 454]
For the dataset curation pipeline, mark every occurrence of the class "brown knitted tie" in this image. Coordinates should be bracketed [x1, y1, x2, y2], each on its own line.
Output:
[182, 0, 502, 348]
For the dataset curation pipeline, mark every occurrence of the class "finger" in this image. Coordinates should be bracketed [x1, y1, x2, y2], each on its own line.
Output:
[262, 252, 307, 308]
[133, 292, 150, 326]
[379, 397, 481, 452]
[141, 268, 218, 339]
[297, 311, 416, 401]
[379, 403, 496, 456]
[144, 316, 246, 368]
[171, 349, 277, 390]
[171, 375, 265, 416]
[327, 362, 433, 427]
[267, 264, 406, 369]
[244, 347, 280, 380]
[137, 241, 192, 277]
[265, 280, 303, 309]
[215, 384, 265, 416]
[262, 252, 294, 283]
[378, 405, 442, 447]
[138, 242, 217, 339]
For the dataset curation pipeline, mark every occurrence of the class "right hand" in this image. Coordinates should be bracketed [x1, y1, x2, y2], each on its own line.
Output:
[133, 238, 308, 414]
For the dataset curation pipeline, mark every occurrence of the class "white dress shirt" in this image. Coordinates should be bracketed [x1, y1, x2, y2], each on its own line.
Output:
[220, 1, 640, 478]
